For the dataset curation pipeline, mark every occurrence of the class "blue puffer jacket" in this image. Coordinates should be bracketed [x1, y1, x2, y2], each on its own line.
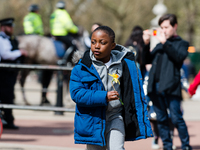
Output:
[70, 46, 153, 146]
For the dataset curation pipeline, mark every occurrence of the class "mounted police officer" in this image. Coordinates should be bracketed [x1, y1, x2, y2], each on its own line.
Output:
[23, 4, 44, 35]
[0, 18, 27, 129]
[50, 1, 79, 51]
[24, 4, 49, 105]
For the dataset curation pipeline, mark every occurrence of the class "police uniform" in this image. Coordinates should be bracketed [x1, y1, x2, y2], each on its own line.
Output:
[23, 12, 44, 35]
[50, 7, 79, 50]
[0, 18, 22, 129]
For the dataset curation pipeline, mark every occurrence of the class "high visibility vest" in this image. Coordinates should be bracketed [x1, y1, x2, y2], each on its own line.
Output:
[23, 12, 44, 35]
[50, 9, 78, 36]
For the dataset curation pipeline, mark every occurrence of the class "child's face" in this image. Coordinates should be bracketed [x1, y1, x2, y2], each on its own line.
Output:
[91, 30, 116, 63]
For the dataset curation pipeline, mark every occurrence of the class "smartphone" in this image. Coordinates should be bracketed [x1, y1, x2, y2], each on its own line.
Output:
[153, 29, 157, 36]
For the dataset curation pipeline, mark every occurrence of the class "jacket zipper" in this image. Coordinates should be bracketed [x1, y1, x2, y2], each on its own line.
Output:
[94, 64, 106, 146]
[101, 107, 105, 146]
[106, 65, 109, 91]
[135, 64, 147, 138]
[101, 65, 108, 146]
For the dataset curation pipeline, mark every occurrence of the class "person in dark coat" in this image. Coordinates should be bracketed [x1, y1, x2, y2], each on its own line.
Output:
[124, 25, 146, 78]
[0, 18, 27, 129]
[142, 14, 192, 150]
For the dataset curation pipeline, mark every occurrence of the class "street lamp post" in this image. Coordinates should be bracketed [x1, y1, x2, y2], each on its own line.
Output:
[150, 0, 167, 50]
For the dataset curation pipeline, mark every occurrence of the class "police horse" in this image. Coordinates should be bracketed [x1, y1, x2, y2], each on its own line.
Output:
[17, 30, 89, 105]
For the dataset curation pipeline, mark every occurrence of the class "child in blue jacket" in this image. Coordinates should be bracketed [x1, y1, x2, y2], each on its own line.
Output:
[70, 26, 153, 150]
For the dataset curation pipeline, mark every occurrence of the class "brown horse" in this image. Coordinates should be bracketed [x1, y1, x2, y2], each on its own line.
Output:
[17, 32, 88, 105]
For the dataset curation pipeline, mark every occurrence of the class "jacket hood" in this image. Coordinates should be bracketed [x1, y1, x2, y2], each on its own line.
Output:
[80, 44, 134, 69]
[114, 44, 131, 52]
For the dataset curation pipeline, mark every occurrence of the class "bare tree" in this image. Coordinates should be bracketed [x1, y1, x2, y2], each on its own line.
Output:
[1, 0, 200, 50]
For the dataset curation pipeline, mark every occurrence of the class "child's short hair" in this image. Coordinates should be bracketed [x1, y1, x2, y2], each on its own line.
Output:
[92, 26, 115, 43]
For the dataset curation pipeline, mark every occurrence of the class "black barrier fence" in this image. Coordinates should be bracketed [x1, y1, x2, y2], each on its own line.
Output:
[17, 88, 57, 93]
[0, 104, 75, 112]
[0, 63, 73, 71]
[0, 63, 74, 115]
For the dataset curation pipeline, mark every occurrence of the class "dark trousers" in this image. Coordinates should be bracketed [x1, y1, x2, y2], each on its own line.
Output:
[41, 70, 53, 100]
[149, 83, 191, 150]
[0, 69, 18, 124]
[55, 35, 77, 51]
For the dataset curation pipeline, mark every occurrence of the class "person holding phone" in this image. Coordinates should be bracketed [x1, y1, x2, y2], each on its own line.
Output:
[142, 14, 192, 150]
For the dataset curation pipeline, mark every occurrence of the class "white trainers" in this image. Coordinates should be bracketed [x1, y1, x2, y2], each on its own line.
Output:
[172, 145, 177, 150]
[152, 143, 160, 149]
[151, 137, 160, 149]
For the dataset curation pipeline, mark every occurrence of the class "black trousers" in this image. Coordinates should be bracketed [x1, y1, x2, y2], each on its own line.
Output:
[0, 69, 18, 124]
[55, 35, 77, 50]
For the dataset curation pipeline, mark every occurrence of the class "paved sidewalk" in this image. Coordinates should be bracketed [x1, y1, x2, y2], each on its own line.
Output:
[1, 100, 200, 150]
[0, 143, 83, 150]
[0, 78, 200, 150]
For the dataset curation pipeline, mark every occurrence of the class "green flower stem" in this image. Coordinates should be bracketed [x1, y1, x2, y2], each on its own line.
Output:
[111, 81, 124, 105]
[118, 97, 124, 105]
[111, 80, 116, 91]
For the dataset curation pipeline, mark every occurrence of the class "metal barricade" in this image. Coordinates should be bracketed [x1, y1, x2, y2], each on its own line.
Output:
[0, 63, 73, 114]
[0, 104, 75, 112]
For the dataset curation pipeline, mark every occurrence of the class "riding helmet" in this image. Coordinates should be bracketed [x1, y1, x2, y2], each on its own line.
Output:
[56, 1, 66, 9]
[29, 4, 39, 12]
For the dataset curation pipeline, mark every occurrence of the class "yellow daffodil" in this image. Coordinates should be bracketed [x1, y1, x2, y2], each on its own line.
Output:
[108, 73, 123, 105]
[108, 73, 120, 85]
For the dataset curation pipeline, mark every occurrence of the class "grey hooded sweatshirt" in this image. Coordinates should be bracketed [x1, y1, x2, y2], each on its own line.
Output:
[90, 46, 130, 122]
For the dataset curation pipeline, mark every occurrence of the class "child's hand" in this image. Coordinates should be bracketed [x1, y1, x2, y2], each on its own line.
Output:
[107, 91, 119, 102]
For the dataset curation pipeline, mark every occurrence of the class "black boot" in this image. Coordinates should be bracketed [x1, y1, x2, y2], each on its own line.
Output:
[3, 123, 19, 130]
[40, 97, 51, 106]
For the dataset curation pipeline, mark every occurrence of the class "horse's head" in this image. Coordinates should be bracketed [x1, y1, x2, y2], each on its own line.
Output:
[69, 26, 90, 65]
